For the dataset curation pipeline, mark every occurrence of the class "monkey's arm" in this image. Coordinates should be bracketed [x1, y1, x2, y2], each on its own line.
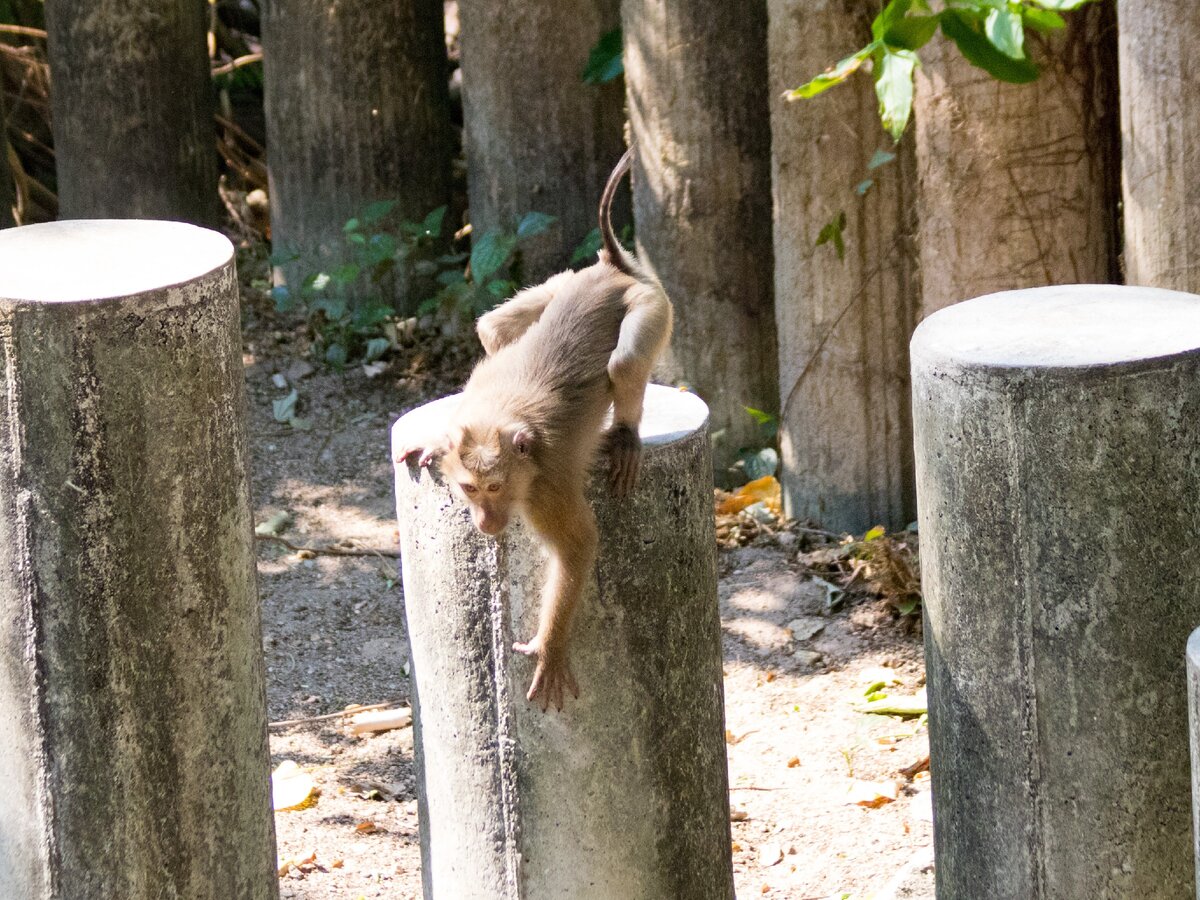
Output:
[514, 484, 597, 711]
[603, 281, 674, 496]
[475, 271, 574, 355]
[393, 432, 447, 468]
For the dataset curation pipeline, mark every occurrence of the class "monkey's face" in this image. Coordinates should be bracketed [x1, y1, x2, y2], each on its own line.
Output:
[442, 423, 537, 536]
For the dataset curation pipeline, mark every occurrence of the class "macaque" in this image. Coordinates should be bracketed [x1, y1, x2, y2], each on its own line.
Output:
[395, 147, 673, 711]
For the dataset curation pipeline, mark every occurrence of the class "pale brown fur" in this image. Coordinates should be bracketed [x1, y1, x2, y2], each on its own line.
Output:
[396, 149, 672, 711]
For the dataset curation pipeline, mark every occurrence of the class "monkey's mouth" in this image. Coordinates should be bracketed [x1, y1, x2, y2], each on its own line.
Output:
[475, 515, 508, 536]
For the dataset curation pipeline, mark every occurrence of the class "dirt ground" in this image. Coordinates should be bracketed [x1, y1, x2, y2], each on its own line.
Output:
[242, 263, 935, 899]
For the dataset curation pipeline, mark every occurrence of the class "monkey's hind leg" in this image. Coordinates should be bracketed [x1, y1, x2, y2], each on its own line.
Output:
[604, 283, 673, 497]
[475, 270, 574, 355]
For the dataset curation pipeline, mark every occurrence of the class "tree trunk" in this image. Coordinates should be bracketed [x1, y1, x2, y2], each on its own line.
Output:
[458, 0, 626, 283]
[1119, 0, 1200, 290]
[262, 0, 452, 314]
[621, 0, 777, 478]
[914, 4, 1120, 319]
[0, 86, 15, 228]
[44, 0, 218, 225]
[769, 0, 919, 534]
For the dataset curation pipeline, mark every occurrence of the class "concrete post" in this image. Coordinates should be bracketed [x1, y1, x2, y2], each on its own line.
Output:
[1187, 629, 1200, 898]
[0, 221, 278, 899]
[912, 284, 1200, 899]
[393, 384, 733, 900]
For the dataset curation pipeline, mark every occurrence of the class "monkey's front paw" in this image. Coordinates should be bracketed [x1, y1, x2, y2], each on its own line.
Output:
[513, 638, 579, 712]
[602, 424, 642, 498]
[393, 442, 443, 468]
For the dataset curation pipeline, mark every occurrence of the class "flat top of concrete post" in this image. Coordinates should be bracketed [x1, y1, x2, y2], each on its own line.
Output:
[392, 383, 709, 455]
[911, 284, 1200, 370]
[0, 220, 233, 303]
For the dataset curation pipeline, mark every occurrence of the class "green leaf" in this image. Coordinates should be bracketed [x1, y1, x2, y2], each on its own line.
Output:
[1020, 6, 1066, 32]
[883, 14, 939, 51]
[271, 285, 295, 312]
[984, 6, 1025, 59]
[273, 390, 299, 423]
[346, 232, 367, 246]
[871, 0, 914, 40]
[343, 217, 361, 233]
[570, 227, 603, 265]
[939, 9, 1039, 83]
[312, 296, 347, 321]
[331, 262, 360, 285]
[351, 302, 391, 329]
[437, 268, 466, 287]
[855, 179, 875, 196]
[470, 229, 519, 283]
[815, 211, 847, 260]
[269, 248, 300, 267]
[325, 343, 348, 367]
[744, 406, 775, 427]
[360, 200, 398, 225]
[864, 525, 886, 542]
[364, 337, 391, 362]
[874, 47, 917, 140]
[582, 28, 624, 84]
[421, 205, 447, 238]
[516, 211, 557, 240]
[868, 148, 897, 170]
[487, 278, 516, 299]
[304, 272, 331, 294]
[787, 43, 878, 100]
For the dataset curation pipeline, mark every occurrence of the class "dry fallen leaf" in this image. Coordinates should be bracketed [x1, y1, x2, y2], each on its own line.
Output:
[276, 849, 317, 878]
[271, 761, 317, 811]
[355, 821, 380, 834]
[716, 475, 782, 516]
[848, 779, 901, 808]
[786, 756, 800, 768]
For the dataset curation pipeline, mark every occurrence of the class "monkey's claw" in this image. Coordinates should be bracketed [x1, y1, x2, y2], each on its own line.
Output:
[603, 424, 642, 498]
[513, 638, 579, 712]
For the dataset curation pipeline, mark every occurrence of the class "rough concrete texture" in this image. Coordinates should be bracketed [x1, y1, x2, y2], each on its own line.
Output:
[1188, 629, 1200, 899]
[767, 0, 918, 534]
[912, 284, 1200, 899]
[393, 384, 734, 899]
[0, 221, 278, 899]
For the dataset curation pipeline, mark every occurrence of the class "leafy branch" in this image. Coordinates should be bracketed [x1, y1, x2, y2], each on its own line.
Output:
[787, 0, 1099, 140]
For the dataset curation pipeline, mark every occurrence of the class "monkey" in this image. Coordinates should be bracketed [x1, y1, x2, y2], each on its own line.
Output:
[394, 147, 673, 712]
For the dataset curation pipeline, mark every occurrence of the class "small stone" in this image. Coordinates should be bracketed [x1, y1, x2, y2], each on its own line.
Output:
[792, 649, 823, 667]
[787, 617, 825, 642]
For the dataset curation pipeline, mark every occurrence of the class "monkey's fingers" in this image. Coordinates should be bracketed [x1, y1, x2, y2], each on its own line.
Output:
[417, 446, 441, 468]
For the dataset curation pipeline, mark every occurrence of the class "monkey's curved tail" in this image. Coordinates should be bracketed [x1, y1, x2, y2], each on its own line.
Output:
[599, 146, 636, 276]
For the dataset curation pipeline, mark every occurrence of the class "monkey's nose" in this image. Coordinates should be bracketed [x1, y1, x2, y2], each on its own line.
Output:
[477, 516, 506, 536]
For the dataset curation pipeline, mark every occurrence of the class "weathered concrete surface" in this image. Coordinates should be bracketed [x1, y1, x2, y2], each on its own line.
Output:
[1187, 629, 1200, 899]
[768, 0, 918, 534]
[912, 285, 1200, 899]
[393, 384, 733, 899]
[0, 220, 278, 899]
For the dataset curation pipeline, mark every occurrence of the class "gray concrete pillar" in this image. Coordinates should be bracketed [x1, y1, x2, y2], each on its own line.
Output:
[0, 221, 278, 899]
[392, 384, 733, 900]
[1187, 628, 1200, 899]
[912, 284, 1200, 899]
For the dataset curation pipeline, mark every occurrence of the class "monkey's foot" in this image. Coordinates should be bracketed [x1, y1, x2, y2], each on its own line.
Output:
[513, 637, 579, 712]
[602, 423, 642, 498]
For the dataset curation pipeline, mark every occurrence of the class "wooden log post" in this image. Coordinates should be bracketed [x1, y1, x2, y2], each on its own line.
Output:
[44, 0, 218, 225]
[913, 285, 1200, 898]
[393, 384, 734, 899]
[620, 0, 778, 477]
[457, 0, 626, 282]
[0, 221, 278, 899]
[262, 0, 453, 316]
[767, 0, 919, 534]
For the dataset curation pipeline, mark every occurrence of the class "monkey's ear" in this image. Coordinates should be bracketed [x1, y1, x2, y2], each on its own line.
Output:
[511, 425, 536, 457]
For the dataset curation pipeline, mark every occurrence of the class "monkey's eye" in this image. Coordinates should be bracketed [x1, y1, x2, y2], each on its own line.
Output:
[487, 484, 501, 493]
[461, 483, 478, 495]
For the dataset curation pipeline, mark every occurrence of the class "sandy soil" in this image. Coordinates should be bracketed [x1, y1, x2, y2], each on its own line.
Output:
[244, 293, 934, 899]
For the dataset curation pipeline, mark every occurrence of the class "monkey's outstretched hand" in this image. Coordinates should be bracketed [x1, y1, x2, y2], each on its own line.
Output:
[393, 437, 445, 468]
[513, 636, 580, 712]
[603, 423, 642, 498]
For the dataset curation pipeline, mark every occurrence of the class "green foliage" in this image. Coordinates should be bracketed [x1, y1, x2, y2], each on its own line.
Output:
[815, 210, 847, 260]
[569, 222, 636, 267]
[787, 0, 1099, 140]
[734, 407, 780, 482]
[582, 28, 624, 84]
[270, 202, 448, 367]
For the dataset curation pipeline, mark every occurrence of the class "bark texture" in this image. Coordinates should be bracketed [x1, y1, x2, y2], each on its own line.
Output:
[44, 0, 218, 225]
[914, 4, 1120, 319]
[769, 0, 918, 533]
[914, 285, 1200, 900]
[393, 385, 733, 900]
[1119, 0, 1200, 289]
[458, 0, 626, 282]
[0, 221, 277, 899]
[0, 86, 15, 228]
[621, 0, 777, 476]
[262, 0, 452, 314]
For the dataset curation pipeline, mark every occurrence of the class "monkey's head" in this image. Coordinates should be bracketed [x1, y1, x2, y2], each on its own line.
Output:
[440, 422, 537, 536]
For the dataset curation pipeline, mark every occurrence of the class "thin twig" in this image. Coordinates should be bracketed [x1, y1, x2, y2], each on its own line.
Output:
[211, 52, 263, 77]
[269, 700, 407, 729]
[0, 24, 47, 40]
[255, 533, 399, 559]
[729, 785, 783, 792]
